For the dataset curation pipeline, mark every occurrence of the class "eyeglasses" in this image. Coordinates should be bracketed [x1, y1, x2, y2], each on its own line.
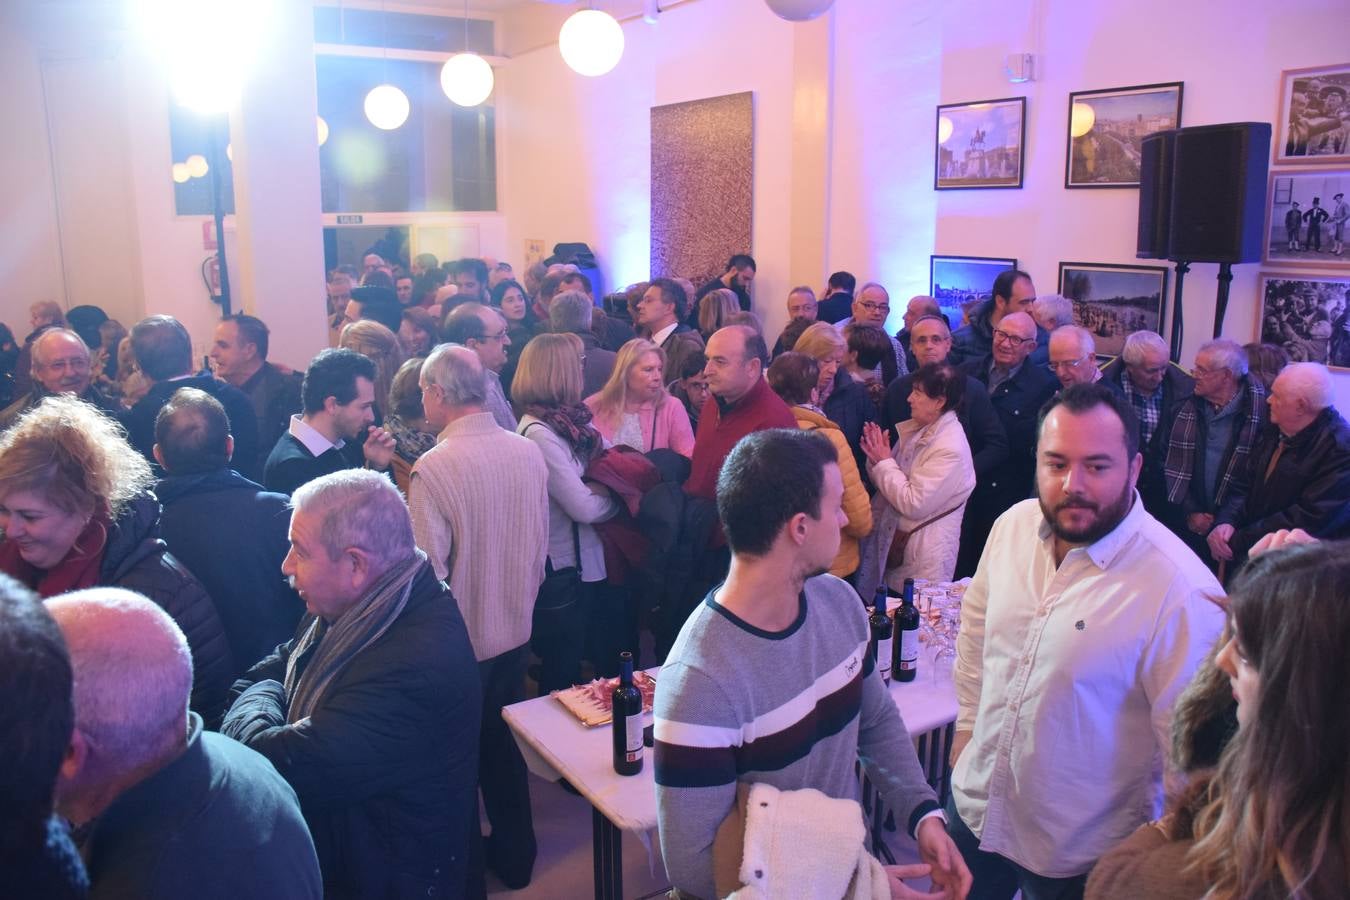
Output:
[1047, 356, 1091, 372]
[993, 329, 1035, 347]
[857, 301, 891, 315]
[1191, 364, 1223, 378]
[482, 329, 509, 342]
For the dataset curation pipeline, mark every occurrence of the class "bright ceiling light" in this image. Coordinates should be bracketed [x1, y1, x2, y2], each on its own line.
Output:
[364, 84, 410, 130]
[185, 154, 209, 177]
[765, 0, 835, 21]
[135, 0, 272, 114]
[559, 9, 625, 77]
[1070, 102, 1096, 138]
[172, 162, 191, 183]
[440, 53, 494, 107]
[317, 115, 330, 146]
[937, 116, 954, 145]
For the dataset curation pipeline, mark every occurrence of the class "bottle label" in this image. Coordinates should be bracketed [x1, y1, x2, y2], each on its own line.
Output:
[877, 637, 893, 681]
[624, 713, 643, 761]
[898, 630, 919, 670]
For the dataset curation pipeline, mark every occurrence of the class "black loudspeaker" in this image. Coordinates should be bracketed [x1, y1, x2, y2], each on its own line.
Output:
[1165, 122, 1271, 264]
[1136, 130, 1176, 259]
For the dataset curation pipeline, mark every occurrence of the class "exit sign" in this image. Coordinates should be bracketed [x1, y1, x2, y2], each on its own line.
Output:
[336, 214, 364, 224]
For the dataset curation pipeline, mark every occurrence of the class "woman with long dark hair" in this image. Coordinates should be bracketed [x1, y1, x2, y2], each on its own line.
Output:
[1088, 539, 1350, 899]
[492, 278, 536, 395]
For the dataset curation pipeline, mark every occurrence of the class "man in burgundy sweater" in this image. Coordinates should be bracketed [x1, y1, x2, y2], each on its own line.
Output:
[687, 325, 797, 499]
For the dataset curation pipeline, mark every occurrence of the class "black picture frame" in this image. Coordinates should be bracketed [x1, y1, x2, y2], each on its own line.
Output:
[1064, 82, 1183, 189]
[935, 97, 1027, 190]
[1057, 262, 1169, 359]
[930, 255, 1018, 327]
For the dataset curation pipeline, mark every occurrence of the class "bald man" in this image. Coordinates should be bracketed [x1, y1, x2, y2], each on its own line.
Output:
[1048, 326, 1102, 390]
[955, 310, 1060, 577]
[48, 588, 321, 899]
[898, 295, 943, 371]
[0, 328, 116, 428]
[1209, 362, 1350, 570]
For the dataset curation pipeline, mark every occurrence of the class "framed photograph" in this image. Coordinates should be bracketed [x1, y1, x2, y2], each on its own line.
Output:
[1275, 63, 1350, 166]
[1058, 262, 1168, 359]
[935, 97, 1026, 189]
[1064, 82, 1183, 188]
[1263, 169, 1350, 269]
[1257, 272, 1350, 369]
[930, 255, 1018, 327]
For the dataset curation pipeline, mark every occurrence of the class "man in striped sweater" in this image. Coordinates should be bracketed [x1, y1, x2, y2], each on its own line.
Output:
[655, 428, 971, 900]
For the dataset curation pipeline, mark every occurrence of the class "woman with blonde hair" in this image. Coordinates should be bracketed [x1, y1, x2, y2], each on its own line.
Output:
[0, 394, 234, 724]
[766, 352, 873, 581]
[584, 338, 694, 457]
[1088, 539, 1350, 899]
[339, 319, 406, 422]
[698, 288, 740, 341]
[513, 334, 618, 692]
[795, 321, 877, 477]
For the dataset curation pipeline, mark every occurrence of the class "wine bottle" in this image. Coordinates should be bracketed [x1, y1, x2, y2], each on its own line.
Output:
[612, 651, 644, 776]
[893, 578, 920, 682]
[869, 585, 893, 684]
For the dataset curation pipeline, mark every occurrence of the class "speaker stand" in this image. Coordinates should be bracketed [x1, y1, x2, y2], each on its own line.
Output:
[1169, 260, 1190, 361]
[1212, 262, 1234, 339]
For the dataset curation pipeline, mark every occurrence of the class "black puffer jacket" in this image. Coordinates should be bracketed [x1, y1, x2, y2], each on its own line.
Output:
[102, 494, 235, 728]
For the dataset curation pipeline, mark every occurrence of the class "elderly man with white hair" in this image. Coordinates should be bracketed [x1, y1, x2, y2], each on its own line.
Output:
[0, 327, 117, 428]
[1100, 330, 1195, 520]
[1047, 325, 1101, 390]
[1160, 338, 1269, 563]
[409, 343, 549, 889]
[1209, 361, 1350, 570]
[48, 587, 321, 899]
[1030, 294, 1075, 333]
[222, 470, 481, 899]
[550, 289, 617, 397]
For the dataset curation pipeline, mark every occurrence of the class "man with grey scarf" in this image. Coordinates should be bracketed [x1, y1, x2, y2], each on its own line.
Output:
[222, 470, 481, 899]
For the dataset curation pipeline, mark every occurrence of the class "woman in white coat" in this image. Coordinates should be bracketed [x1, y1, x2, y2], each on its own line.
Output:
[858, 362, 976, 594]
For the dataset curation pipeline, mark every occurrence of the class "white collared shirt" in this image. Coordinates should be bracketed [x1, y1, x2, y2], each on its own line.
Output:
[288, 414, 344, 457]
[651, 320, 679, 348]
[952, 495, 1225, 878]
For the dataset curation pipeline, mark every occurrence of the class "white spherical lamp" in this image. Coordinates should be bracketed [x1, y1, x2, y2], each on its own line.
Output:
[185, 154, 209, 178]
[765, 0, 835, 22]
[225, 143, 233, 162]
[1070, 101, 1096, 138]
[440, 53, 494, 107]
[559, 9, 625, 77]
[171, 162, 191, 184]
[317, 115, 330, 146]
[364, 84, 410, 130]
[937, 116, 954, 145]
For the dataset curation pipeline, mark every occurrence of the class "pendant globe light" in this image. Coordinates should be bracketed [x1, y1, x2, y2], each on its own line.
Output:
[441, 0, 493, 106]
[364, 0, 409, 130]
[559, 8, 624, 77]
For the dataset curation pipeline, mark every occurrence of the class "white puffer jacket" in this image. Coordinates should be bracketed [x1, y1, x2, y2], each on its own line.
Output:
[861, 410, 975, 593]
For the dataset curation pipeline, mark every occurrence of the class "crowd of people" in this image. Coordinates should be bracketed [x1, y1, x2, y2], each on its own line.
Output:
[2, 251, 1349, 900]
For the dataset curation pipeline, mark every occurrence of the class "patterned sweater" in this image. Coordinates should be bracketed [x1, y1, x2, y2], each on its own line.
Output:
[654, 574, 939, 900]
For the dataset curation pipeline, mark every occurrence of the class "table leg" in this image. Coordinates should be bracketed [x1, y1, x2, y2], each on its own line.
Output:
[592, 805, 624, 900]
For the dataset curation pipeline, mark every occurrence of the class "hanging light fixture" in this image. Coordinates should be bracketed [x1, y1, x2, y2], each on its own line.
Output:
[937, 116, 954, 145]
[171, 162, 191, 183]
[764, 0, 835, 21]
[364, 0, 409, 129]
[317, 115, 330, 146]
[559, 8, 624, 77]
[1069, 101, 1096, 138]
[441, 0, 493, 106]
[185, 154, 209, 177]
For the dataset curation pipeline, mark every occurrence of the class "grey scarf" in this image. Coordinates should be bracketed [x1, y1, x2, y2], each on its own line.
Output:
[284, 549, 428, 724]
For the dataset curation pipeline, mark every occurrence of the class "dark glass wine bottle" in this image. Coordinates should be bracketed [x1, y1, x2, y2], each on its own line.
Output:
[869, 585, 893, 684]
[893, 578, 920, 682]
[612, 651, 644, 776]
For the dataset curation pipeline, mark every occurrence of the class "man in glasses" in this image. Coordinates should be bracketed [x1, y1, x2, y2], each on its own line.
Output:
[1100, 331, 1195, 524]
[955, 311, 1059, 577]
[834, 282, 908, 384]
[0, 328, 117, 429]
[444, 302, 519, 431]
[1047, 326, 1102, 391]
[950, 269, 1047, 367]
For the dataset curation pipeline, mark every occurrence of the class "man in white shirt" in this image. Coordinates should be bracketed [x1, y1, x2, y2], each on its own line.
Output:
[636, 277, 704, 383]
[948, 382, 1225, 899]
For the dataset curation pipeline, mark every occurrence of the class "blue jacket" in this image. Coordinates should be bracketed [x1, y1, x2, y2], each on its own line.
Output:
[948, 300, 1049, 368]
[157, 467, 304, 673]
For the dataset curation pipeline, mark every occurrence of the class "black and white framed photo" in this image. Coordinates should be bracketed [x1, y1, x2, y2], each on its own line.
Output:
[935, 97, 1026, 190]
[1064, 82, 1183, 188]
[1257, 272, 1350, 370]
[1263, 169, 1350, 269]
[1275, 63, 1350, 166]
[1057, 262, 1168, 359]
[930, 255, 1018, 327]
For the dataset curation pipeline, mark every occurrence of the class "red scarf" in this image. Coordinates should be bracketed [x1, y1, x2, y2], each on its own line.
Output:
[0, 515, 109, 598]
